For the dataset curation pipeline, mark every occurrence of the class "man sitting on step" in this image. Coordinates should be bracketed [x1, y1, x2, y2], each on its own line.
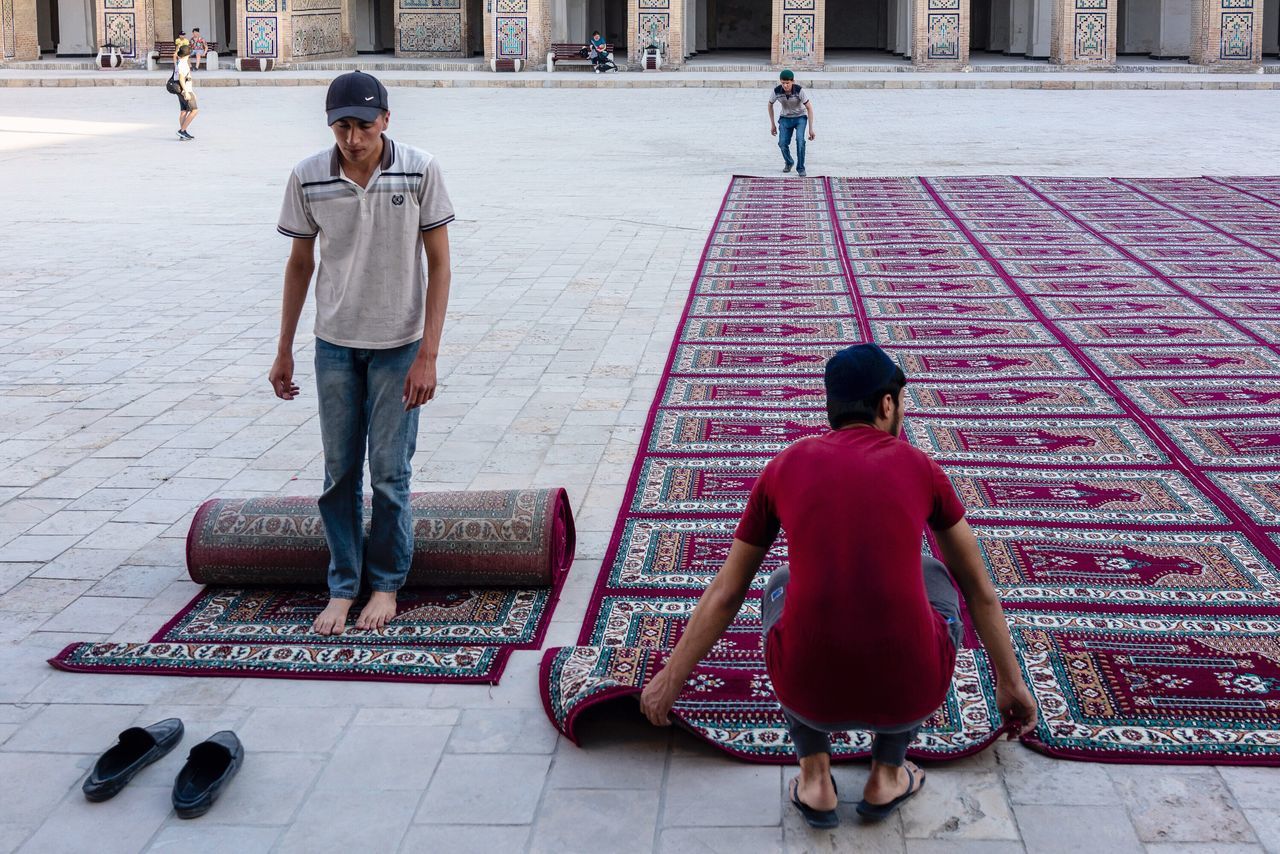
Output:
[640, 343, 1038, 828]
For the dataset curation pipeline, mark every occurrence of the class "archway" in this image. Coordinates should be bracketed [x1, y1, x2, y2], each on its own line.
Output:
[686, 0, 770, 67]
[969, 0, 1051, 63]
[825, 0, 901, 64]
[37, 0, 96, 55]
[354, 0, 393, 52]
[1117, 0, 1190, 62]
[468, 0, 483, 55]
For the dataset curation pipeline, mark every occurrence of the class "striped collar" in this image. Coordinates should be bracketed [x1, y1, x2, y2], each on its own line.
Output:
[328, 135, 396, 178]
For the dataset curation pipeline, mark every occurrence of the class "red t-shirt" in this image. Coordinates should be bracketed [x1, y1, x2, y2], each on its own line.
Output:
[734, 424, 966, 726]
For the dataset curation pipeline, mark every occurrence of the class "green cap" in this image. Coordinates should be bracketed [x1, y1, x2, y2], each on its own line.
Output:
[779, 68, 794, 80]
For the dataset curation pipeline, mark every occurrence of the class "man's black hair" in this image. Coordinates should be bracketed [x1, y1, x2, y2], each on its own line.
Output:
[826, 366, 906, 429]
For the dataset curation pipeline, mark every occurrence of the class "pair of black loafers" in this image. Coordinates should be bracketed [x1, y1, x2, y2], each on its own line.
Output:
[82, 718, 243, 818]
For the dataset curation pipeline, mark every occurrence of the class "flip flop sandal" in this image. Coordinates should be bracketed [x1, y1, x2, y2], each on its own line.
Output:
[789, 774, 840, 829]
[855, 764, 925, 822]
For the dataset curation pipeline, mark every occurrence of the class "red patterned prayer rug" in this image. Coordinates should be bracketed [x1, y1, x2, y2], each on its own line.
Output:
[51, 489, 575, 684]
[539, 176, 1280, 765]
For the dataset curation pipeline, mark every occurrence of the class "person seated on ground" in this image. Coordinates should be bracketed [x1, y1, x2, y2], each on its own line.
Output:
[190, 28, 208, 70]
[640, 343, 1038, 828]
[588, 31, 615, 73]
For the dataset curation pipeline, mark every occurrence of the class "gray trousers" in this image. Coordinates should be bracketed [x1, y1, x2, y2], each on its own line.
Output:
[761, 556, 963, 766]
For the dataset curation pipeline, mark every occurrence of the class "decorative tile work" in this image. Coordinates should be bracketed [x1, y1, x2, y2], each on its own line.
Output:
[495, 0, 526, 10]
[246, 16, 278, 57]
[780, 14, 815, 61]
[639, 0, 669, 6]
[103, 0, 133, 9]
[293, 12, 342, 56]
[783, 0, 815, 7]
[495, 15, 526, 57]
[1220, 12, 1253, 59]
[292, 0, 340, 9]
[1073, 10, 1106, 60]
[104, 12, 135, 56]
[245, 0, 277, 10]
[2, 0, 15, 60]
[927, 11, 960, 59]
[403, 0, 461, 5]
[399, 11, 463, 52]
[639, 12, 670, 49]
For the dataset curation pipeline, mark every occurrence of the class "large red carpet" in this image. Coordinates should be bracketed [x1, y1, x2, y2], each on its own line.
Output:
[540, 175, 1280, 764]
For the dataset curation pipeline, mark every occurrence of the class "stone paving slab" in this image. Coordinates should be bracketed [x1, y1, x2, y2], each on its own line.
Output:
[0, 87, 1277, 852]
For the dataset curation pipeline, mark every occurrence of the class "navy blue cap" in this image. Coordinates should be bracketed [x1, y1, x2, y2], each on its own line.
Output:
[325, 70, 389, 125]
[824, 344, 900, 402]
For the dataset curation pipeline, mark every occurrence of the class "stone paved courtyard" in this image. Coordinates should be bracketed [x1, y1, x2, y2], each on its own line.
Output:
[2, 86, 1280, 853]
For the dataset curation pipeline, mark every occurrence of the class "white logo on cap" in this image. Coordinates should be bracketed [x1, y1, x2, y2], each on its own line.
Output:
[364, 96, 375, 101]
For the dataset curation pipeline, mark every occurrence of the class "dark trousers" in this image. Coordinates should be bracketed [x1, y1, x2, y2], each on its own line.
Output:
[761, 556, 963, 766]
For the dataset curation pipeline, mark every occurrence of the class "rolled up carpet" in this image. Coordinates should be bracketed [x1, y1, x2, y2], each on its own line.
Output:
[186, 489, 574, 588]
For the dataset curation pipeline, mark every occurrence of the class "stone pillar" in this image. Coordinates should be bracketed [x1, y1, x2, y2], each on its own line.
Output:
[630, 0, 681, 67]
[897, 0, 913, 53]
[91, 0, 155, 65]
[1191, 0, 1263, 65]
[773, 0, 824, 69]
[3, 0, 40, 59]
[989, 0, 1011, 49]
[1008, 0, 1030, 48]
[55, 0, 93, 52]
[1027, 0, 1052, 54]
[1153, 0, 1190, 55]
[396, 0, 466, 55]
[912, 0, 966, 66]
[1050, 0, 1115, 63]
[484, 0, 549, 67]
[238, 0, 284, 64]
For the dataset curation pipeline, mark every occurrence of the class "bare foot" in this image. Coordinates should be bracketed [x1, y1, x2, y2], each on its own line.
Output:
[312, 598, 354, 635]
[355, 591, 399, 631]
[862, 760, 924, 807]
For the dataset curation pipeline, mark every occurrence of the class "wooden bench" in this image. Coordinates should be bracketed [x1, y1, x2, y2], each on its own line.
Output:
[151, 40, 218, 67]
[490, 57, 525, 72]
[547, 42, 613, 72]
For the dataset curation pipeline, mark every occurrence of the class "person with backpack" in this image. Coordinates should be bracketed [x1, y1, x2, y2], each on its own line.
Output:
[173, 44, 198, 140]
[589, 30, 615, 73]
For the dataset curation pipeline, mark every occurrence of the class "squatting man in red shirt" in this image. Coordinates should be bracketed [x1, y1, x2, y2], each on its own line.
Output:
[641, 343, 1038, 827]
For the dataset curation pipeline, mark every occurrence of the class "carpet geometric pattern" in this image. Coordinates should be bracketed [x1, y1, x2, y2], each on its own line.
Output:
[541, 175, 1280, 764]
[51, 489, 576, 684]
[52, 585, 557, 683]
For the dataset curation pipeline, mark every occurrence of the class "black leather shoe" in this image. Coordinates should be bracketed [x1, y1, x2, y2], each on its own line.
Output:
[83, 718, 185, 802]
[172, 731, 243, 819]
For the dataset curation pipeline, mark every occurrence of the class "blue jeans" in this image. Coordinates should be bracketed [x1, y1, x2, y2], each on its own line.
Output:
[778, 116, 807, 172]
[314, 338, 421, 599]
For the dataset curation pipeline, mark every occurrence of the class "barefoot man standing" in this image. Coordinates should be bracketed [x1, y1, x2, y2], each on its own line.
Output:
[269, 71, 454, 635]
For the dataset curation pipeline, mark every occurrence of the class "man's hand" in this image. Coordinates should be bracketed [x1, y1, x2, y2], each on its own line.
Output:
[639, 666, 684, 727]
[771, 125, 778, 136]
[808, 129, 816, 141]
[269, 354, 300, 400]
[403, 355, 438, 410]
[996, 677, 1038, 738]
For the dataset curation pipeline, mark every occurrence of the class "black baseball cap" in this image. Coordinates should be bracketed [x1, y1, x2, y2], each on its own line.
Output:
[824, 344, 900, 402]
[325, 70, 389, 125]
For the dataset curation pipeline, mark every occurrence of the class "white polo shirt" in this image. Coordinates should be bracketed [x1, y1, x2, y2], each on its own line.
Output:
[277, 137, 455, 349]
